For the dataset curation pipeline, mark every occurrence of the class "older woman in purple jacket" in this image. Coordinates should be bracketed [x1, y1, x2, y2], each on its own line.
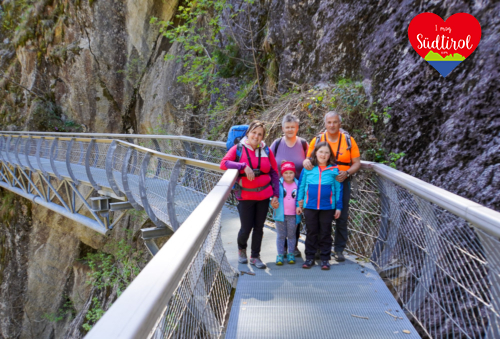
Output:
[269, 114, 308, 256]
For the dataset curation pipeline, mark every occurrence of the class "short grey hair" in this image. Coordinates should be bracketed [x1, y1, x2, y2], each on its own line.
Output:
[282, 114, 300, 127]
[324, 111, 342, 123]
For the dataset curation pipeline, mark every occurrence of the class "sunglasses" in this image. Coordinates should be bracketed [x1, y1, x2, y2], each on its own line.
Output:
[283, 188, 297, 199]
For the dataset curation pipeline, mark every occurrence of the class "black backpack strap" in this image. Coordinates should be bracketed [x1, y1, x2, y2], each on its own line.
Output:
[273, 138, 282, 157]
[300, 138, 308, 155]
[235, 143, 242, 162]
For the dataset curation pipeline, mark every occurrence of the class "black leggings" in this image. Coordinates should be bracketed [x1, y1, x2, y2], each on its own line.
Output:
[304, 209, 335, 260]
[334, 180, 351, 252]
[237, 199, 269, 258]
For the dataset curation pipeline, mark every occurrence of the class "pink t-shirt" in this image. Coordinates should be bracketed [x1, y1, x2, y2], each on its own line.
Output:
[283, 181, 297, 216]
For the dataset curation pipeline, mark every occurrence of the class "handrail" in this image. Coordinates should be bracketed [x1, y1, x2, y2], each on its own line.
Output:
[115, 139, 224, 173]
[0, 131, 226, 148]
[367, 162, 500, 238]
[85, 169, 239, 339]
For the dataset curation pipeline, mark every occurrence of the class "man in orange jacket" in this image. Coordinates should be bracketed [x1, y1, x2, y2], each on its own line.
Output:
[302, 111, 361, 261]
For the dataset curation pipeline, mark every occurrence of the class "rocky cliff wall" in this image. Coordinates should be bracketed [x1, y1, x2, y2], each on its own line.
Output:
[0, 0, 499, 338]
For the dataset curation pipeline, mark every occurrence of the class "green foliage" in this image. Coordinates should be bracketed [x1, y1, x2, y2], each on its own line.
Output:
[82, 232, 145, 331]
[151, 0, 230, 101]
[28, 100, 82, 132]
[0, 189, 16, 223]
[151, 0, 256, 104]
[214, 39, 245, 78]
[42, 299, 75, 323]
[84, 236, 143, 296]
[117, 57, 145, 84]
[82, 297, 104, 331]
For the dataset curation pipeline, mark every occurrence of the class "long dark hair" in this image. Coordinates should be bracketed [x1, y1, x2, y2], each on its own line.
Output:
[309, 141, 336, 166]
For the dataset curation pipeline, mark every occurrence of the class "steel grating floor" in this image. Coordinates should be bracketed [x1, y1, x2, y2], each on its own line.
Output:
[220, 207, 421, 339]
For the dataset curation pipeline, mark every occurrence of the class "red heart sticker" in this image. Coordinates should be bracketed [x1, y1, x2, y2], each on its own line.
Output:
[408, 13, 481, 76]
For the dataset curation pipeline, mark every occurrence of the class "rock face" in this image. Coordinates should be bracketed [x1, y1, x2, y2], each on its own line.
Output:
[266, 0, 500, 210]
[0, 0, 499, 338]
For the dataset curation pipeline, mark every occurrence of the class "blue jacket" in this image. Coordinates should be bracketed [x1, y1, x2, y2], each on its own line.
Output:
[297, 165, 343, 211]
[272, 177, 302, 224]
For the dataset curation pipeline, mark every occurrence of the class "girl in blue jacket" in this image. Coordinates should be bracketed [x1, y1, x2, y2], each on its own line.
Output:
[296, 142, 343, 270]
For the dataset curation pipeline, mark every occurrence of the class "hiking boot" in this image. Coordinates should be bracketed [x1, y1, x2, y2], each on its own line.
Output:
[335, 251, 346, 262]
[250, 257, 267, 269]
[302, 259, 315, 269]
[293, 247, 301, 257]
[321, 260, 331, 270]
[287, 253, 296, 264]
[276, 254, 284, 265]
[238, 249, 248, 264]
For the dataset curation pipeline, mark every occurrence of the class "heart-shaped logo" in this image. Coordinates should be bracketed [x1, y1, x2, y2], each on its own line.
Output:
[408, 13, 481, 77]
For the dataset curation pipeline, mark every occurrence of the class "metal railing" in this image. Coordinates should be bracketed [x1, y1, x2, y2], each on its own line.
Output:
[0, 131, 227, 164]
[1, 131, 499, 338]
[0, 132, 226, 253]
[346, 163, 500, 339]
[85, 169, 239, 338]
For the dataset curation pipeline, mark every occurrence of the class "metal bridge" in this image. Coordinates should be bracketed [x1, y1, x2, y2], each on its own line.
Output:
[0, 131, 499, 339]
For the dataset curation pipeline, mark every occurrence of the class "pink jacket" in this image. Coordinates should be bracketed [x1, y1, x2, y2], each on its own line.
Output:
[220, 139, 279, 201]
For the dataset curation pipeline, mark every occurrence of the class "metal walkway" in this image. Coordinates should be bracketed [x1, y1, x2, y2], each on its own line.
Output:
[1, 131, 499, 339]
[220, 206, 420, 338]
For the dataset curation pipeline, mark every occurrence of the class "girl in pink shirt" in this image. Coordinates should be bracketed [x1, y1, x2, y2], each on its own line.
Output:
[272, 161, 302, 265]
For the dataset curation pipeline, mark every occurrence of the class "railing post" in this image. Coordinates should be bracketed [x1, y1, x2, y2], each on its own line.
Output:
[66, 138, 80, 185]
[152, 139, 162, 178]
[105, 140, 124, 197]
[121, 147, 143, 211]
[25, 136, 35, 171]
[49, 137, 63, 180]
[5, 136, 13, 164]
[139, 152, 167, 228]
[35, 138, 48, 175]
[85, 139, 101, 190]
[13, 136, 22, 166]
[167, 159, 184, 231]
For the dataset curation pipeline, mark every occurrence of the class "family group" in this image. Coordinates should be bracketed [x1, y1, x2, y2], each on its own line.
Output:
[220, 111, 361, 270]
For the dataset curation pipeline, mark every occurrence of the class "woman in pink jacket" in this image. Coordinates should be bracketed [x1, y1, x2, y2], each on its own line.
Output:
[220, 121, 280, 269]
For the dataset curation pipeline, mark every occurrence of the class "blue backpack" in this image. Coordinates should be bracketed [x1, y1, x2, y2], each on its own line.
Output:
[226, 125, 249, 151]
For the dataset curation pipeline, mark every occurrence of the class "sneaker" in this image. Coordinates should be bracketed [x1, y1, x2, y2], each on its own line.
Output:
[335, 251, 346, 262]
[276, 254, 284, 265]
[238, 249, 248, 264]
[293, 248, 301, 257]
[250, 257, 267, 269]
[302, 259, 315, 269]
[321, 260, 331, 270]
[287, 253, 295, 264]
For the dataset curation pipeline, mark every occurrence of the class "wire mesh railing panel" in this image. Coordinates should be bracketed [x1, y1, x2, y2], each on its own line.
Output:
[125, 149, 146, 206]
[175, 166, 223, 225]
[88, 142, 111, 187]
[112, 144, 128, 193]
[68, 141, 90, 182]
[53, 139, 71, 178]
[149, 212, 236, 339]
[15, 137, 28, 168]
[143, 156, 176, 225]
[348, 170, 500, 339]
[344, 171, 383, 258]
